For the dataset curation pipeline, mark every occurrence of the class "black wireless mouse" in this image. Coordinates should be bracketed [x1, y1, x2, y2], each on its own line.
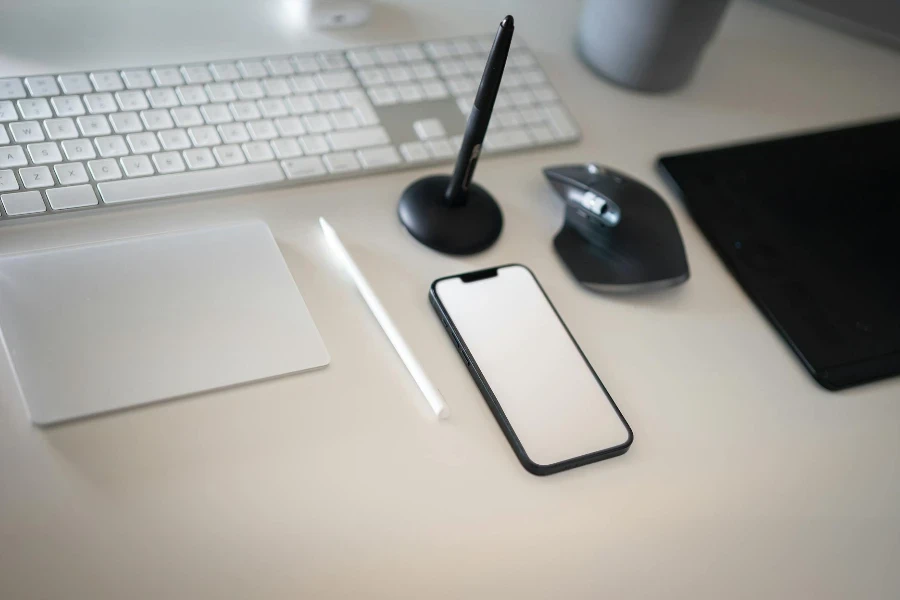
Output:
[544, 163, 689, 293]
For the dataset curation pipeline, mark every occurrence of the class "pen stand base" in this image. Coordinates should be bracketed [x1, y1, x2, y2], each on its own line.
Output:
[398, 175, 503, 255]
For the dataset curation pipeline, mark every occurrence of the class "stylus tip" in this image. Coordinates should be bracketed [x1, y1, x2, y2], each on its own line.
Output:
[501, 15, 514, 28]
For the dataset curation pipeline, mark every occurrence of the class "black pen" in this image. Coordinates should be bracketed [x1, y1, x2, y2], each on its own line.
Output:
[444, 15, 514, 206]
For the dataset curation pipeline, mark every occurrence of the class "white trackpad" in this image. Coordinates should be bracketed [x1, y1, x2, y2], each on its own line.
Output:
[0, 221, 329, 425]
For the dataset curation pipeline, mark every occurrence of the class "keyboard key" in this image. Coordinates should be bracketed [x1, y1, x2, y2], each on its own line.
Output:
[425, 138, 454, 159]
[152, 151, 186, 173]
[318, 52, 349, 69]
[259, 98, 288, 118]
[274, 116, 305, 136]
[84, 93, 117, 113]
[542, 103, 578, 138]
[212, 144, 246, 166]
[421, 80, 448, 99]
[184, 147, 215, 169]
[17, 98, 53, 120]
[323, 151, 360, 173]
[302, 113, 332, 134]
[95, 135, 129, 157]
[347, 50, 376, 68]
[289, 75, 318, 94]
[176, 85, 209, 105]
[1, 191, 45, 215]
[181, 65, 213, 84]
[115, 90, 150, 111]
[329, 109, 358, 130]
[158, 128, 191, 150]
[217, 122, 250, 144]
[57, 73, 93, 95]
[263, 78, 292, 97]
[147, 87, 180, 108]
[357, 68, 387, 86]
[399, 44, 426, 61]
[140, 109, 174, 130]
[374, 47, 401, 65]
[46, 184, 98, 209]
[98, 162, 284, 204]
[0, 128, 6, 145]
[48, 96, 85, 118]
[300, 134, 329, 155]
[413, 118, 445, 140]
[61, 139, 97, 161]
[54, 162, 90, 185]
[510, 89, 536, 107]
[265, 57, 295, 76]
[287, 95, 315, 114]
[436, 59, 465, 77]
[0, 101, 17, 122]
[271, 138, 302, 159]
[121, 69, 155, 89]
[313, 92, 341, 111]
[127, 132, 161, 154]
[205, 83, 237, 103]
[531, 85, 558, 103]
[10, 121, 44, 142]
[201, 103, 233, 124]
[90, 71, 125, 92]
[411, 62, 437, 80]
[229, 101, 261, 121]
[77, 115, 112, 136]
[0, 145, 28, 167]
[528, 124, 554, 144]
[237, 60, 268, 78]
[151, 67, 184, 86]
[399, 141, 429, 162]
[210, 62, 241, 81]
[20, 166, 54, 188]
[120, 154, 155, 177]
[0, 169, 18, 191]
[172, 106, 204, 127]
[0, 78, 27, 100]
[326, 125, 389, 151]
[44, 118, 79, 140]
[368, 86, 398, 106]
[339, 89, 379, 126]
[235, 80, 264, 100]
[486, 127, 531, 150]
[398, 82, 427, 102]
[187, 125, 221, 147]
[109, 111, 143, 134]
[27, 142, 62, 164]
[292, 55, 320, 73]
[386, 66, 412, 83]
[357, 145, 400, 169]
[316, 70, 358, 90]
[446, 77, 475, 96]
[246, 119, 278, 140]
[241, 141, 274, 162]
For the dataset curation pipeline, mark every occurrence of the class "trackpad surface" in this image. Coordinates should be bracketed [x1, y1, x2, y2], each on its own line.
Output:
[0, 220, 329, 425]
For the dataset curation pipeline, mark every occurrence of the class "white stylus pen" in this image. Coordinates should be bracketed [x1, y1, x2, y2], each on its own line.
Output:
[319, 218, 450, 420]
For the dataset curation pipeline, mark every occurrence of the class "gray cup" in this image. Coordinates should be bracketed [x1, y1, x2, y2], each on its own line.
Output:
[577, 0, 730, 92]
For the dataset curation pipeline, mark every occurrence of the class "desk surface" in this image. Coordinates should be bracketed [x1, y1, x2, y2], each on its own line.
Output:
[2, 1, 900, 598]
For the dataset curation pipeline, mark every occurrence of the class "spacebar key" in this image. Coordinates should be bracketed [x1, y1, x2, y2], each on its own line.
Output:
[98, 162, 285, 204]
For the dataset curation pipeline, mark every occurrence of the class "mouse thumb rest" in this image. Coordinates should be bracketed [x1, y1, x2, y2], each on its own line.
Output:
[544, 165, 621, 228]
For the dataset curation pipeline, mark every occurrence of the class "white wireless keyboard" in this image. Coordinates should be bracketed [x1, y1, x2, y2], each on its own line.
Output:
[0, 35, 579, 222]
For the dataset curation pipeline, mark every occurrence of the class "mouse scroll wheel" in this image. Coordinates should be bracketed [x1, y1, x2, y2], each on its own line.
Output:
[568, 189, 621, 227]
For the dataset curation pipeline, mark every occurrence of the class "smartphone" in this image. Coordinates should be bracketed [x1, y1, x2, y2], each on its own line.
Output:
[430, 264, 633, 475]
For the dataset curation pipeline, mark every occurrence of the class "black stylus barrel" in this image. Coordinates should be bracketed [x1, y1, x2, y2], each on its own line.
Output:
[444, 15, 514, 206]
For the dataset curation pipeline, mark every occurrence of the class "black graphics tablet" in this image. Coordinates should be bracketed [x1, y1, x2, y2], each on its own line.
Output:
[658, 117, 900, 390]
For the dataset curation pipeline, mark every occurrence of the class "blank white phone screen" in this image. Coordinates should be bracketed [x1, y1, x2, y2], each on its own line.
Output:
[435, 265, 630, 466]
